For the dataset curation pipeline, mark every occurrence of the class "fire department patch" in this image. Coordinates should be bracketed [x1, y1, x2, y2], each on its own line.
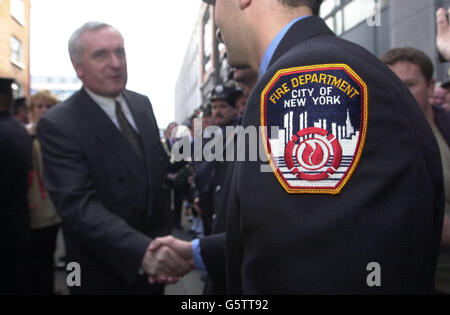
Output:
[261, 64, 368, 194]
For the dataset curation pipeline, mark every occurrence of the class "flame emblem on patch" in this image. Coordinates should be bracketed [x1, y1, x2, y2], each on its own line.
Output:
[284, 127, 342, 181]
[299, 139, 328, 170]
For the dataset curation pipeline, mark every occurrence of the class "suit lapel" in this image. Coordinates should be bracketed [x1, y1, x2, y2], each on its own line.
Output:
[75, 89, 146, 185]
[123, 91, 157, 188]
[123, 91, 159, 166]
[123, 91, 164, 220]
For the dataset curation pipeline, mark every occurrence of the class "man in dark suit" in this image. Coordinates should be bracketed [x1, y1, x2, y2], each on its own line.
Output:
[37, 22, 191, 295]
[151, 0, 445, 294]
[0, 78, 32, 294]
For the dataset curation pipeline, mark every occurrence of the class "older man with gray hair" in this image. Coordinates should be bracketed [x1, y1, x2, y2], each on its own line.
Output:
[37, 22, 192, 294]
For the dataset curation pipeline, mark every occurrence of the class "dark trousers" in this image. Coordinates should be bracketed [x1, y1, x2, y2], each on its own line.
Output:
[1, 248, 29, 295]
[30, 224, 60, 295]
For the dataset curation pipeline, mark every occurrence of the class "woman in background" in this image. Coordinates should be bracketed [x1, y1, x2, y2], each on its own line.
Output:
[27, 90, 61, 295]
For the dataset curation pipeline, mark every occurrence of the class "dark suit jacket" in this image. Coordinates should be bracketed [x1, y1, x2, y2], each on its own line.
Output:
[203, 16, 444, 294]
[0, 112, 32, 294]
[37, 89, 173, 294]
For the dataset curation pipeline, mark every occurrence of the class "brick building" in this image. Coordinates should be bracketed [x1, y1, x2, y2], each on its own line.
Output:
[0, 0, 30, 98]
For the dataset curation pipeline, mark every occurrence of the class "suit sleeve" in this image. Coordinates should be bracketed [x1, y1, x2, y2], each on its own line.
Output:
[199, 233, 227, 285]
[37, 115, 151, 284]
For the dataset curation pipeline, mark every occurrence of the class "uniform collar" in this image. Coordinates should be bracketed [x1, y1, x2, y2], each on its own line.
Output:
[259, 15, 311, 78]
[268, 16, 335, 73]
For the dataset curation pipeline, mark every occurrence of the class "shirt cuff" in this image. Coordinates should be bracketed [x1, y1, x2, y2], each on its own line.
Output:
[192, 238, 207, 273]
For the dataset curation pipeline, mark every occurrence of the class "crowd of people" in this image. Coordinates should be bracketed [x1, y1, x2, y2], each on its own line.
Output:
[1, 87, 63, 294]
[0, 0, 449, 295]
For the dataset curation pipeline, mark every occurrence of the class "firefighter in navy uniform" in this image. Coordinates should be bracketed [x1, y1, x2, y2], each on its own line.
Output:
[191, 84, 242, 294]
[150, 0, 444, 294]
[192, 85, 241, 237]
[201, 0, 444, 294]
[208, 84, 242, 234]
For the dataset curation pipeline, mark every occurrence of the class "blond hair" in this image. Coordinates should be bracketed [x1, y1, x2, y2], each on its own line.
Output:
[29, 90, 59, 122]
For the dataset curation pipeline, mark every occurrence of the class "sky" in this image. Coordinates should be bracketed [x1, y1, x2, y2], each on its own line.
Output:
[30, 0, 202, 128]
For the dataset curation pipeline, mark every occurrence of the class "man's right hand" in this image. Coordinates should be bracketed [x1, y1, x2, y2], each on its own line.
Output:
[146, 236, 194, 284]
[141, 240, 194, 284]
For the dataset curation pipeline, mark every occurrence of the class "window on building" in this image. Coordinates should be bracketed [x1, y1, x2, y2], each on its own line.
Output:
[11, 82, 23, 98]
[320, 0, 341, 18]
[335, 10, 343, 35]
[321, 0, 388, 34]
[10, 0, 25, 25]
[10, 36, 24, 66]
[343, 0, 376, 31]
[203, 8, 213, 74]
[325, 16, 335, 32]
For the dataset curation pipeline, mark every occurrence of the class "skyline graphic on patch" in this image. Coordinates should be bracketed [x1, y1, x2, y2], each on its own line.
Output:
[260, 64, 368, 194]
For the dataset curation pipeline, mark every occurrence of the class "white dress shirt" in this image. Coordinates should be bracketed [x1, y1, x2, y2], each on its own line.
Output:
[84, 87, 139, 133]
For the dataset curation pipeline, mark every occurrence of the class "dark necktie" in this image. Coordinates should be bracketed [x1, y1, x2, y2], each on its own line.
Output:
[115, 100, 144, 160]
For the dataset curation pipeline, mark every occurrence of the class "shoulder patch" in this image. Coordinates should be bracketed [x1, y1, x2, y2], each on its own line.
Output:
[261, 64, 368, 194]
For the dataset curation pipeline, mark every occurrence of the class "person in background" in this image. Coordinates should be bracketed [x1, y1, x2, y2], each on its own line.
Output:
[430, 82, 449, 109]
[186, 114, 205, 237]
[442, 82, 450, 112]
[188, 84, 243, 294]
[381, 47, 450, 294]
[27, 91, 57, 134]
[201, 103, 214, 132]
[12, 97, 29, 126]
[231, 67, 258, 119]
[162, 122, 178, 156]
[27, 90, 62, 295]
[431, 82, 450, 147]
[0, 78, 32, 294]
[163, 122, 184, 230]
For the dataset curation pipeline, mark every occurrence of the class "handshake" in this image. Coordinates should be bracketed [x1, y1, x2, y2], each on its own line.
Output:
[141, 236, 195, 284]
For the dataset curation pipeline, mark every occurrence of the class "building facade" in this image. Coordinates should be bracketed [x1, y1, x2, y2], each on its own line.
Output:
[31, 75, 81, 101]
[174, 0, 450, 123]
[321, 0, 450, 81]
[175, 3, 229, 124]
[0, 0, 31, 98]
